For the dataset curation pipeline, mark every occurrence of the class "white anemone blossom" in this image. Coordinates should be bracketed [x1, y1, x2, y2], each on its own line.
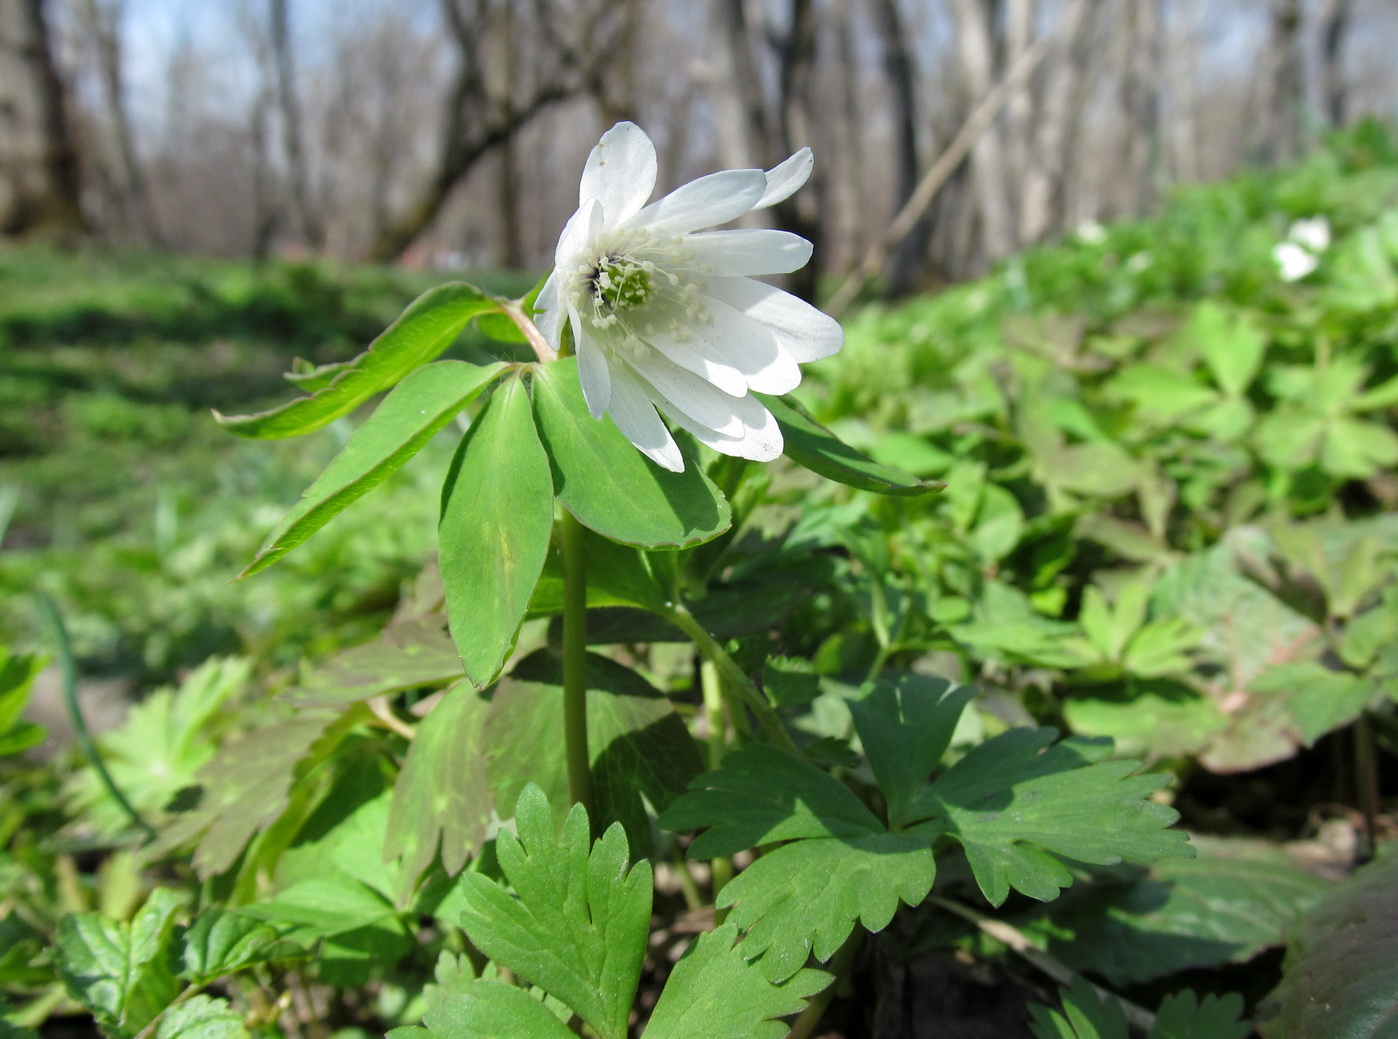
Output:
[535, 122, 843, 472]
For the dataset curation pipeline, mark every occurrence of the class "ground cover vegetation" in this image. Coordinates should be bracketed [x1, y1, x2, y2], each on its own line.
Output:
[2, 124, 1397, 1039]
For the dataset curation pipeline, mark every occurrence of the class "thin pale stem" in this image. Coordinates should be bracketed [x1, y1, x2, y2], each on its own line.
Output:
[666, 604, 795, 754]
[560, 509, 595, 820]
[499, 300, 557, 363]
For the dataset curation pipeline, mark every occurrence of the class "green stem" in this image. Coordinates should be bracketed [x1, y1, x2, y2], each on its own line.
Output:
[560, 509, 595, 821]
[666, 604, 796, 754]
[38, 592, 155, 841]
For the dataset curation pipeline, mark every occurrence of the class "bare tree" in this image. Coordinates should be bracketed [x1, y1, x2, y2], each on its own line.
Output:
[0, 0, 83, 237]
[74, 0, 160, 244]
[269, 0, 320, 247]
[1258, 0, 1305, 164]
[717, 0, 823, 299]
[872, 0, 926, 297]
[949, 0, 1015, 265]
[1317, 0, 1353, 127]
[367, 0, 617, 263]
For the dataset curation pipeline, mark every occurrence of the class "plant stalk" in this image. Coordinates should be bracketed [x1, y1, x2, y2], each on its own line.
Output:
[560, 509, 595, 821]
[667, 604, 795, 754]
[38, 592, 155, 841]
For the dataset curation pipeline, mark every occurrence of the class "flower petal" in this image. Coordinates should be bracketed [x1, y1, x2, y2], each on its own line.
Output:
[651, 384, 784, 463]
[608, 366, 684, 472]
[644, 325, 749, 397]
[574, 311, 611, 418]
[756, 149, 813, 210]
[684, 229, 813, 276]
[702, 276, 844, 363]
[629, 169, 767, 234]
[534, 272, 562, 350]
[580, 122, 657, 225]
[624, 348, 747, 437]
[555, 198, 603, 267]
[689, 293, 800, 395]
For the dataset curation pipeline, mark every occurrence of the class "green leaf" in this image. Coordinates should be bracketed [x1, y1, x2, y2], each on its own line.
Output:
[715, 834, 933, 981]
[658, 743, 884, 858]
[531, 358, 732, 548]
[153, 996, 246, 1039]
[418, 981, 575, 1039]
[847, 675, 974, 829]
[1028, 975, 1128, 1039]
[642, 925, 829, 1039]
[55, 888, 185, 1039]
[215, 283, 501, 439]
[755, 393, 935, 496]
[439, 374, 555, 688]
[1150, 991, 1250, 1039]
[1024, 836, 1333, 986]
[1248, 663, 1380, 745]
[457, 786, 651, 1039]
[1257, 846, 1398, 1039]
[907, 730, 1192, 906]
[1191, 302, 1266, 399]
[283, 617, 464, 708]
[0, 649, 45, 733]
[383, 680, 492, 892]
[485, 650, 703, 855]
[179, 911, 305, 984]
[239, 360, 507, 576]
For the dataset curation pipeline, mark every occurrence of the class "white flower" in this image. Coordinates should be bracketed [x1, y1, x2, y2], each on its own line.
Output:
[1287, 216, 1331, 253]
[535, 122, 843, 472]
[1273, 241, 1319, 282]
[1074, 219, 1107, 245]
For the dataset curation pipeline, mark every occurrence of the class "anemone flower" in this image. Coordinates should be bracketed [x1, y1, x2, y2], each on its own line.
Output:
[535, 122, 842, 472]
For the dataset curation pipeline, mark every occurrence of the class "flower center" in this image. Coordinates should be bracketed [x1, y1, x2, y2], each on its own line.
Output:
[589, 255, 651, 312]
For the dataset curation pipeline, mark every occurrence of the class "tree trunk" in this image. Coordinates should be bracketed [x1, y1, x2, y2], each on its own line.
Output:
[1120, 0, 1164, 213]
[950, 0, 1015, 266]
[77, 0, 160, 244]
[0, 0, 83, 238]
[1259, 0, 1305, 164]
[1317, 0, 1352, 127]
[872, 0, 925, 297]
[1019, 0, 1091, 243]
[269, 0, 321, 248]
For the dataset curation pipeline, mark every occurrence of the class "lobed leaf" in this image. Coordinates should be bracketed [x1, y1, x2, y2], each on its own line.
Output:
[417, 981, 575, 1039]
[907, 729, 1192, 906]
[715, 834, 934, 981]
[1028, 975, 1128, 1039]
[531, 358, 732, 548]
[240, 360, 507, 576]
[439, 374, 555, 688]
[642, 925, 829, 1039]
[457, 786, 652, 1039]
[847, 675, 974, 829]
[152, 995, 246, 1039]
[215, 282, 500, 439]
[657, 743, 884, 859]
[383, 680, 492, 894]
[178, 911, 304, 985]
[1151, 991, 1250, 1039]
[54, 888, 185, 1039]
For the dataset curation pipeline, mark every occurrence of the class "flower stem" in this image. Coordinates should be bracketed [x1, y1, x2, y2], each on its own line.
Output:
[665, 604, 795, 754]
[560, 509, 595, 821]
